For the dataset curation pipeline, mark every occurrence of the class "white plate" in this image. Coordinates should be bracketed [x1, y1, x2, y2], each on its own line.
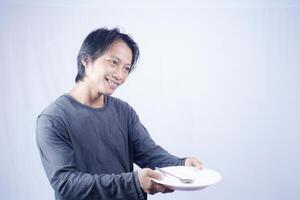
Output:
[151, 166, 221, 191]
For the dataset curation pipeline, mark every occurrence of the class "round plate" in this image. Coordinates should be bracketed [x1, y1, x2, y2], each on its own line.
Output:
[151, 166, 221, 191]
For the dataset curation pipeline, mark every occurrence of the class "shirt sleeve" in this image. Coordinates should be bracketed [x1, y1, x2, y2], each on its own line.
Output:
[128, 106, 185, 169]
[36, 114, 145, 200]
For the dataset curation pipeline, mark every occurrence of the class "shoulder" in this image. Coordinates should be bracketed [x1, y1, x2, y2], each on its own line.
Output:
[39, 95, 70, 117]
[37, 95, 71, 128]
[36, 95, 71, 140]
[107, 95, 139, 123]
[107, 95, 133, 112]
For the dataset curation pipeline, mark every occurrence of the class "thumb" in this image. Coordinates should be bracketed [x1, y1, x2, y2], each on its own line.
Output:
[147, 169, 163, 180]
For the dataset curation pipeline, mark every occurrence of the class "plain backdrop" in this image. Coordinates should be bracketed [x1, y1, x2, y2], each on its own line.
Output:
[0, 0, 299, 200]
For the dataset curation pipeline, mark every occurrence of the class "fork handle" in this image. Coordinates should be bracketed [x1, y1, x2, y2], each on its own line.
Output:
[155, 167, 183, 180]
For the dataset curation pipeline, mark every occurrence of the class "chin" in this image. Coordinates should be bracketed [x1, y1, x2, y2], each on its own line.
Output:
[105, 89, 115, 96]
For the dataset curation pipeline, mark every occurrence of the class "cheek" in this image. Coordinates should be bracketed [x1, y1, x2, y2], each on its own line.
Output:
[85, 67, 93, 77]
[89, 70, 105, 83]
[122, 74, 129, 82]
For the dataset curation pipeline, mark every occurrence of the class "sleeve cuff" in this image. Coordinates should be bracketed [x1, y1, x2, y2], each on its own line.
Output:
[133, 171, 147, 200]
[180, 157, 187, 166]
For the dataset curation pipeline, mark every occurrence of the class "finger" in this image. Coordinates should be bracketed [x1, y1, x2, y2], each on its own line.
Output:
[162, 187, 174, 193]
[148, 183, 161, 194]
[186, 158, 203, 170]
[148, 188, 158, 195]
[192, 160, 203, 170]
[154, 183, 167, 193]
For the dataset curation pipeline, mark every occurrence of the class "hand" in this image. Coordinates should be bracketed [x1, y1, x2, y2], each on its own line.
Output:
[184, 157, 203, 170]
[137, 168, 174, 195]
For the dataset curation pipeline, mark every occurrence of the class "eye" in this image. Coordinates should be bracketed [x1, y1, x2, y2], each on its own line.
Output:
[123, 66, 131, 73]
[108, 59, 118, 65]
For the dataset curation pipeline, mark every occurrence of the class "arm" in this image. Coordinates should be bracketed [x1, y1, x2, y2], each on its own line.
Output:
[132, 121, 184, 168]
[128, 106, 203, 170]
[127, 106, 203, 196]
[128, 107, 184, 169]
[36, 115, 145, 200]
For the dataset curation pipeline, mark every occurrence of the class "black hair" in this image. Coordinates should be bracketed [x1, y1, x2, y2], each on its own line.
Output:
[75, 27, 140, 82]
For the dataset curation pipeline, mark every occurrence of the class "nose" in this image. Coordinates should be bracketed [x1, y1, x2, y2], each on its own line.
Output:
[111, 67, 124, 80]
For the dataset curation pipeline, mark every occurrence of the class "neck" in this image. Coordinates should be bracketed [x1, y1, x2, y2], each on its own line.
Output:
[69, 80, 105, 108]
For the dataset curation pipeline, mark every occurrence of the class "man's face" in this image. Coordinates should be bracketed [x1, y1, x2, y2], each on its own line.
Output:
[83, 40, 133, 95]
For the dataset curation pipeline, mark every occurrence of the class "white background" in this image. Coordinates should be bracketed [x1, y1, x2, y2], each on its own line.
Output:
[0, 0, 299, 199]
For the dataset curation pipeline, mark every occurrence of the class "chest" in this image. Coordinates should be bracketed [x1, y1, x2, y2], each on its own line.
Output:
[66, 111, 132, 172]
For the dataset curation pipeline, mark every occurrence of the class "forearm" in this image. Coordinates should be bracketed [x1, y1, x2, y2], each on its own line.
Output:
[49, 169, 144, 199]
[131, 118, 184, 169]
[134, 144, 184, 169]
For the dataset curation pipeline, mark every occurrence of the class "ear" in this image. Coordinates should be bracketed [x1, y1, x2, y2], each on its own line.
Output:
[81, 56, 91, 69]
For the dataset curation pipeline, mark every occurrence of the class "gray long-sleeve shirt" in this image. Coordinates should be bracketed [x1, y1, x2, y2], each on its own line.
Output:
[36, 94, 184, 200]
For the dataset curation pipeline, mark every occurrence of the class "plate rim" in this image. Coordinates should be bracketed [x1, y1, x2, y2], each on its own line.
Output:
[151, 166, 222, 191]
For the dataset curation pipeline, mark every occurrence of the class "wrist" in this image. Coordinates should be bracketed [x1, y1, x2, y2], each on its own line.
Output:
[133, 171, 147, 200]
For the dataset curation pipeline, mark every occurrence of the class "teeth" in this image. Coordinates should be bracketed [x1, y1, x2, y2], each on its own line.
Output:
[108, 79, 118, 87]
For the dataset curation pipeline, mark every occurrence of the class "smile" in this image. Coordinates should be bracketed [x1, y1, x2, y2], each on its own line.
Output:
[106, 78, 119, 88]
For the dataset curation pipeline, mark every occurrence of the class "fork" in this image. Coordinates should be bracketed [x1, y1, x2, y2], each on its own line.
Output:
[155, 167, 194, 183]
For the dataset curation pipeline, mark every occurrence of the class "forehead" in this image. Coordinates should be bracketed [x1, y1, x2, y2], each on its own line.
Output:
[104, 40, 133, 64]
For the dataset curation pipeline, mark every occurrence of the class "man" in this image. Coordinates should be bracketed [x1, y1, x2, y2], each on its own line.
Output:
[36, 27, 202, 200]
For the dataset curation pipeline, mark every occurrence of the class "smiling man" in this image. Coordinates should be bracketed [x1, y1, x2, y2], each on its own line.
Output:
[36, 27, 202, 200]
